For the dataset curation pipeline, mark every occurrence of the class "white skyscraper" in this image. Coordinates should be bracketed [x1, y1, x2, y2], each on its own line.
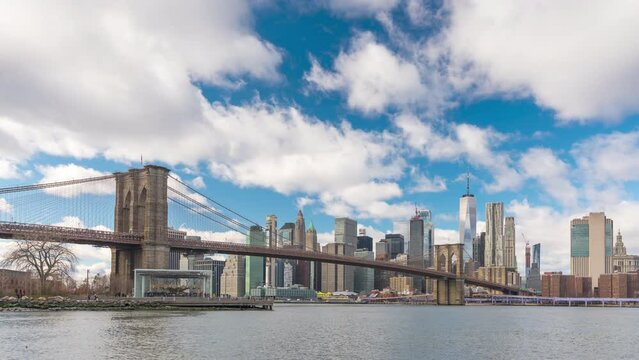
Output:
[458, 172, 476, 265]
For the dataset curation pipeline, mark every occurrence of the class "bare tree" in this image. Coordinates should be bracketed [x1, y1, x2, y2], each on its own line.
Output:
[1, 240, 78, 295]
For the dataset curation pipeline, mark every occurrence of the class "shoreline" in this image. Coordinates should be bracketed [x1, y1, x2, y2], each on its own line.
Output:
[0, 297, 273, 312]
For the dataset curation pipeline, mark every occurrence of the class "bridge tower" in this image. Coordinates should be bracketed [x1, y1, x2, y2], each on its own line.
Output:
[110, 165, 170, 295]
[433, 243, 465, 305]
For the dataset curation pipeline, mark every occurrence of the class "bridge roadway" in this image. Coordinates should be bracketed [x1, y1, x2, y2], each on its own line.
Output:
[0, 222, 524, 295]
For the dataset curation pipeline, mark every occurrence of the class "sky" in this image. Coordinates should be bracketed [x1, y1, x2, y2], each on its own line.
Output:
[2, 0, 639, 279]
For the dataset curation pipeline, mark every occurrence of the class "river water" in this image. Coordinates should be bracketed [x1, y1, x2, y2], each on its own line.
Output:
[1, 304, 638, 359]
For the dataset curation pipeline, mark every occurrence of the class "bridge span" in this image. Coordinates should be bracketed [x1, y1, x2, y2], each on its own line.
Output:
[0, 165, 528, 304]
[0, 221, 524, 296]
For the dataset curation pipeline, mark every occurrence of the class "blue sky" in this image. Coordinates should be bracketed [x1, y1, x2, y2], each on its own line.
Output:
[2, 0, 639, 278]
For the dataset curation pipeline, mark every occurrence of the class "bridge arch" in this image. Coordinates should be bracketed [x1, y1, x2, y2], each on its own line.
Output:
[138, 187, 147, 232]
[122, 190, 132, 232]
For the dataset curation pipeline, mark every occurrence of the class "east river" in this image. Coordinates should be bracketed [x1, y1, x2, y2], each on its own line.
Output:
[1, 304, 638, 359]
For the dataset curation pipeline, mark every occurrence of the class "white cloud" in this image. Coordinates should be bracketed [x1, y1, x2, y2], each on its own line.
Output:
[0, 198, 13, 214]
[395, 113, 523, 192]
[430, 0, 639, 121]
[190, 176, 206, 189]
[324, 0, 400, 17]
[358, 224, 386, 242]
[0, 0, 281, 166]
[507, 199, 572, 274]
[404, 0, 434, 26]
[177, 227, 246, 244]
[409, 170, 447, 193]
[296, 196, 316, 210]
[305, 33, 427, 114]
[53, 216, 112, 231]
[37, 164, 114, 198]
[434, 228, 459, 245]
[0, 159, 20, 179]
[571, 131, 639, 185]
[317, 231, 335, 246]
[519, 148, 578, 208]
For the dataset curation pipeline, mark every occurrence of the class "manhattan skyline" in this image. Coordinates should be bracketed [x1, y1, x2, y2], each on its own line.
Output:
[2, 1, 639, 280]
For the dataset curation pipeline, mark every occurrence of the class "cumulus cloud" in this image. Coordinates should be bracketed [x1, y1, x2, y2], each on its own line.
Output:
[519, 148, 578, 208]
[409, 168, 447, 193]
[395, 113, 523, 192]
[177, 227, 246, 244]
[190, 176, 206, 189]
[296, 196, 316, 210]
[37, 164, 114, 198]
[429, 0, 639, 121]
[305, 33, 427, 114]
[0, 198, 13, 214]
[0, 0, 282, 166]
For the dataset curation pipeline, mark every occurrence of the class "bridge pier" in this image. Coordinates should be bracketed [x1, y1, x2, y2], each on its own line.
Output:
[433, 243, 465, 305]
[111, 165, 170, 295]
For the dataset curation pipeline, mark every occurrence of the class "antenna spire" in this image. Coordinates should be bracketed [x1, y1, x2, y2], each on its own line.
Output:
[466, 167, 470, 196]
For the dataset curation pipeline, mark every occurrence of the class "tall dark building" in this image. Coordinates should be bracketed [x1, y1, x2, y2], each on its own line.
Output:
[384, 233, 404, 259]
[472, 232, 486, 268]
[357, 234, 373, 252]
[193, 257, 226, 297]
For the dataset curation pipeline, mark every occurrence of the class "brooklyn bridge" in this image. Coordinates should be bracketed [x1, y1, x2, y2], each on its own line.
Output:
[0, 165, 527, 305]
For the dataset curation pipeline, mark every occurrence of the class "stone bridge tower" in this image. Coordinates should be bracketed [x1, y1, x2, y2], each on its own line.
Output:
[110, 165, 170, 295]
[433, 243, 465, 305]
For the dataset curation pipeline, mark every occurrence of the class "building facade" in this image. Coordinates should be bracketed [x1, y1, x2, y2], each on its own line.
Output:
[612, 230, 639, 273]
[320, 218, 357, 292]
[503, 216, 517, 270]
[354, 249, 374, 294]
[570, 212, 613, 289]
[193, 257, 226, 297]
[485, 202, 504, 267]
[245, 225, 266, 292]
[459, 174, 477, 266]
[220, 255, 245, 297]
[420, 210, 434, 267]
[385, 233, 404, 260]
[357, 229, 373, 252]
[472, 232, 486, 269]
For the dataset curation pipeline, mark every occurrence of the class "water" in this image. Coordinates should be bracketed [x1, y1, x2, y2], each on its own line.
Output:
[1, 304, 638, 359]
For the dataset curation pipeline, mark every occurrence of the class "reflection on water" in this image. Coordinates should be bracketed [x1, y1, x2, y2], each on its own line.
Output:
[1, 305, 638, 359]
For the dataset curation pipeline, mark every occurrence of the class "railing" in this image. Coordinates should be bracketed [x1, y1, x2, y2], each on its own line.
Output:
[0, 221, 142, 245]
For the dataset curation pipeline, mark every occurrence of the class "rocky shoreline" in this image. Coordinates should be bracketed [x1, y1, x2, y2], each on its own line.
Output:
[0, 296, 273, 311]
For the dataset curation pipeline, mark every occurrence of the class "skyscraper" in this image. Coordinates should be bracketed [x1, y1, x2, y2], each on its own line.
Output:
[245, 225, 266, 292]
[384, 233, 404, 259]
[392, 220, 410, 252]
[265, 214, 277, 287]
[528, 243, 541, 292]
[354, 249, 374, 294]
[220, 255, 245, 297]
[322, 217, 356, 292]
[504, 216, 517, 270]
[409, 212, 425, 293]
[459, 172, 476, 265]
[294, 210, 306, 249]
[357, 229, 373, 252]
[409, 213, 424, 269]
[306, 222, 320, 290]
[570, 212, 613, 289]
[420, 209, 434, 267]
[335, 217, 357, 248]
[485, 202, 504, 267]
[294, 210, 310, 286]
[278, 223, 295, 247]
[472, 232, 486, 268]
